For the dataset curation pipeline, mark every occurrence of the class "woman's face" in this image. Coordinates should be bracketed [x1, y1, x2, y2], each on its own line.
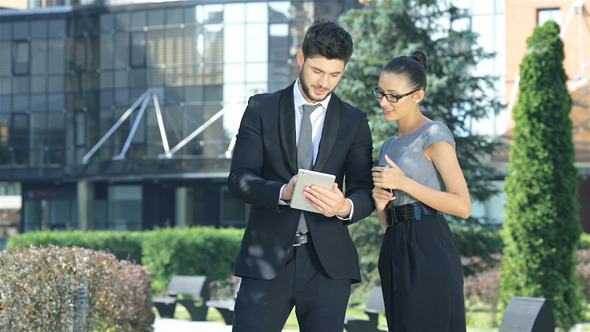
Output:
[375, 72, 421, 122]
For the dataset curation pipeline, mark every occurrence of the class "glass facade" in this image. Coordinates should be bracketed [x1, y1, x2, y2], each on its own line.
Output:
[0, 0, 358, 231]
[451, 0, 506, 138]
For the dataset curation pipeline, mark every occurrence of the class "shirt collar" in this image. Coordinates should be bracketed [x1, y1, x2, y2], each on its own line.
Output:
[293, 78, 331, 111]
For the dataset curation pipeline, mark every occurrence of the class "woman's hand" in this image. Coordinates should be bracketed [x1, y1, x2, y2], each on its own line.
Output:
[371, 155, 407, 191]
[372, 186, 395, 212]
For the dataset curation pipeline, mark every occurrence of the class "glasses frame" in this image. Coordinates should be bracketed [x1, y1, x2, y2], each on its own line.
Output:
[372, 88, 421, 103]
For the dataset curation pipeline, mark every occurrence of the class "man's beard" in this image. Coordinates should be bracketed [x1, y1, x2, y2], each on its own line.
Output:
[299, 70, 334, 103]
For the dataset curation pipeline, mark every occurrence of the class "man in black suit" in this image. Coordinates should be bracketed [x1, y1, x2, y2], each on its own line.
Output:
[228, 18, 374, 332]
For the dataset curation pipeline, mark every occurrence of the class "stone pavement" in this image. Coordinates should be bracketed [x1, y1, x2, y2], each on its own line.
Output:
[153, 318, 232, 332]
[153, 317, 299, 332]
[153, 318, 590, 332]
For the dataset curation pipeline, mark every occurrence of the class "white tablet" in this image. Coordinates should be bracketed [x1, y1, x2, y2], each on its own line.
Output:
[290, 169, 336, 213]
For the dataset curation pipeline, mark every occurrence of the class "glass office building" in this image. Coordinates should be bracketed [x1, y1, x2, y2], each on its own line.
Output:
[0, 0, 360, 231]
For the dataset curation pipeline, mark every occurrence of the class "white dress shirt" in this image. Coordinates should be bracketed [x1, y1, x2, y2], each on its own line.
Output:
[278, 79, 354, 220]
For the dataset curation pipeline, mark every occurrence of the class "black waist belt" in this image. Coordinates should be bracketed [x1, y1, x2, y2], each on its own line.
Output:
[387, 202, 443, 227]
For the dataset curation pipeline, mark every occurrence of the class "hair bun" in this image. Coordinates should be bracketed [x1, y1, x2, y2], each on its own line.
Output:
[410, 51, 427, 70]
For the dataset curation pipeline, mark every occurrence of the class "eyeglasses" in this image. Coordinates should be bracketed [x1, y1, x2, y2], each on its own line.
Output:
[372, 88, 420, 103]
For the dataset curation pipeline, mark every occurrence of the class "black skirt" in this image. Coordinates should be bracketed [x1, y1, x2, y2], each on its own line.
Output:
[378, 213, 466, 332]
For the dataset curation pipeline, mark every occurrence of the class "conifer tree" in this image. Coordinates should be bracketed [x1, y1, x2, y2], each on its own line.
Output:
[335, 0, 503, 297]
[499, 21, 582, 330]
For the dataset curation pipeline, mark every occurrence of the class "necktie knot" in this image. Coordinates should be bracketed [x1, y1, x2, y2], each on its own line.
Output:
[302, 103, 320, 116]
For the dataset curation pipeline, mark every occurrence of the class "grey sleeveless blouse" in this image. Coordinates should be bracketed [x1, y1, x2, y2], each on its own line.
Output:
[378, 121, 455, 206]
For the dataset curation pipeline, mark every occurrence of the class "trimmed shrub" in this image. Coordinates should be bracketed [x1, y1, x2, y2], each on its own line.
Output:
[6, 230, 145, 264]
[0, 245, 154, 331]
[141, 226, 243, 295]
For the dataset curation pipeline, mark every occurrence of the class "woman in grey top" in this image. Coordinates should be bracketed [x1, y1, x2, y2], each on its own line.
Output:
[371, 51, 471, 331]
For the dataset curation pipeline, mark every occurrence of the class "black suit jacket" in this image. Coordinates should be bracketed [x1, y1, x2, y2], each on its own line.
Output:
[228, 82, 374, 283]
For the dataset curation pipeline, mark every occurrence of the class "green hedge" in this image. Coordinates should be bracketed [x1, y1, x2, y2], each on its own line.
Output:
[142, 226, 244, 294]
[6, 229, 145, 264]
[5, 227, 244, 296]
[579, 232, 590, 249]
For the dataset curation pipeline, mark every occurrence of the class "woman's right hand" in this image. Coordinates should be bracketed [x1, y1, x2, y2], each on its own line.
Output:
[372, 186, 395, 212]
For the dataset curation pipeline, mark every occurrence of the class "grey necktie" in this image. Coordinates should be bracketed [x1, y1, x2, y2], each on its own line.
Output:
[296, 103, 320, 234]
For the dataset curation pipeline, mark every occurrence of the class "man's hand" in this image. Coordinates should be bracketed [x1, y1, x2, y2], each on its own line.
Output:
[303, 183, 350, 218]
[281, 175, 298, 201]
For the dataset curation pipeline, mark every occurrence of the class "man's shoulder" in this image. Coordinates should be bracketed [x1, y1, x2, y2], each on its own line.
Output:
[250, 84, 293, 103]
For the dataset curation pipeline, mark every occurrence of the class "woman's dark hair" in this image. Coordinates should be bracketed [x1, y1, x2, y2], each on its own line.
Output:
[301, 18, 354, 63]
[382, 51, 427, 91]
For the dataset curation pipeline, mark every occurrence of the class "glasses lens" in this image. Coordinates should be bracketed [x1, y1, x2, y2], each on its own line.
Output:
[372, 89, 381, 99]
[385, 95, 398, 103]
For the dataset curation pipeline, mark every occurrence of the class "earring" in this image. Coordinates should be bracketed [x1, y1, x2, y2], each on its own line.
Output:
[415, 100, 419, 104]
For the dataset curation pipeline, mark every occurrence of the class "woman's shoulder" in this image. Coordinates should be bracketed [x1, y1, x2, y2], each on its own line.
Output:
[423, 121, 453, 137]
[421, 121, 455, 148]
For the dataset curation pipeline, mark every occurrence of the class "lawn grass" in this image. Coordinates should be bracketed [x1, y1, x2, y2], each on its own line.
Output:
[168, 304, 374, 329]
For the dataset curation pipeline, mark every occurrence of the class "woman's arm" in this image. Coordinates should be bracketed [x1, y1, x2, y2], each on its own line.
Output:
[372, 186, 394, 230]
[374, 142, 471, 218]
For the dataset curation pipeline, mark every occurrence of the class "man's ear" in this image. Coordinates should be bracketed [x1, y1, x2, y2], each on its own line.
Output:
[296, 49, 305, 67]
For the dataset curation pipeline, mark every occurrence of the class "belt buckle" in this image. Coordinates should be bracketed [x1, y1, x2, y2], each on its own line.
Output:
[293, 233, 307, 246]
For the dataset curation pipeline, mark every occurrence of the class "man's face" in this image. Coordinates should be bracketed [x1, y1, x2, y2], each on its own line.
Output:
[297, 49, 346, 103]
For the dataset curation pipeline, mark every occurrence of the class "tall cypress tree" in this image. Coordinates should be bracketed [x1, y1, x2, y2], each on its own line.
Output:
[499, 21, 582, 330]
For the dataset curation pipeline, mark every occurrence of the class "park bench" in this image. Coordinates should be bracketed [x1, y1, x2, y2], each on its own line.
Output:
[499, 296, 555, 332]
[152, 275, 210, 321]
[206, 278, 241, 325]
[344, 286, 387, 332]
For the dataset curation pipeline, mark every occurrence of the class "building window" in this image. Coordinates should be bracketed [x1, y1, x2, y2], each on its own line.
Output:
[74, 37, 87, 71]
[11, 114, 29, 166]
[130, 31, 146, 67]
[13, 40, 30, 75]
[537, 8, 561, 26]
[108, 185, 142, 231]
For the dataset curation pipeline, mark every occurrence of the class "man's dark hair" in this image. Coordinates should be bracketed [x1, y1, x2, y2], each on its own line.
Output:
[301, 18, 353, 63]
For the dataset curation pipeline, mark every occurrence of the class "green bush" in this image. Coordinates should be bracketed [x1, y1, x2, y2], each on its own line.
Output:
[0, 245, 154, 331]
[4, 227, 245, 296]
[579, 232, 590, 249]
[141, 226, 244, 295]
[450, 223, 503, 276]
[6, 230, 145, 264]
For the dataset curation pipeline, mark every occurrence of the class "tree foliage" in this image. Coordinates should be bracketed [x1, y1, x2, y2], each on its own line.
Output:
[499, 21, 582, 330]
[336, 0, 504, 296]
[338, 0, 503, 205]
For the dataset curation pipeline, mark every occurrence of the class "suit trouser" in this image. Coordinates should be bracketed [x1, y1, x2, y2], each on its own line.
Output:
[232, 234, 351, 332]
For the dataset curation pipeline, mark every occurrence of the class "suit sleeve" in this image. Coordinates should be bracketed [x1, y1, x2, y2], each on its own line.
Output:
[227, 96, 284, 212]
[343, 111, 375, 225]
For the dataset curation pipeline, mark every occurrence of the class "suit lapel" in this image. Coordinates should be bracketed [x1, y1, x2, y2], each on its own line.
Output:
[313, 95, 341, 172]
[279, 83, 298, 174]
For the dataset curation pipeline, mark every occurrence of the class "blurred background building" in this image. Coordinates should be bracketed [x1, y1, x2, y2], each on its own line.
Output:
[0, 0, 361, 235]
[0, 0, 587, 242]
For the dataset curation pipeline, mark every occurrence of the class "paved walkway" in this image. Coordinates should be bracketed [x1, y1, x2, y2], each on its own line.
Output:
[153, 318, 231, 332]
[153, 318, 299, 332]
[153, 318, 590, 332]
